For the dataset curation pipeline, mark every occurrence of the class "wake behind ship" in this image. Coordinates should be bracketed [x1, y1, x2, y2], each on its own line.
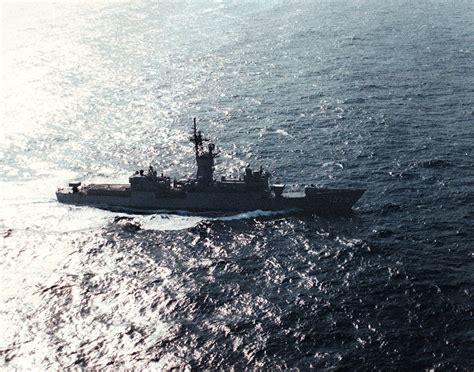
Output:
[56, 119, 365, 214]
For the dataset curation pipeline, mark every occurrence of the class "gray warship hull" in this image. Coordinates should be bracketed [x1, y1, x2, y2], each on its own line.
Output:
[56, 119, 365, 215]
[56, 185, 364, 214]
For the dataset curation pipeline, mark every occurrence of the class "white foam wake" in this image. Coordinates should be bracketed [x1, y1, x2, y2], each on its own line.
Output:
[141, 209, 296, 231]
[211, 209, 295, 221]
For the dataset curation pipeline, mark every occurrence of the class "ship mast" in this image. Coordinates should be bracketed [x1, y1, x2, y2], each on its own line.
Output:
[192, 117, 199, 158]
[191, 117, 206, 158]
[190, 118, 218, 185]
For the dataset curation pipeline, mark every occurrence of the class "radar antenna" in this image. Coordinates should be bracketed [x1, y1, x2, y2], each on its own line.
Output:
[190, 117, 212, 157]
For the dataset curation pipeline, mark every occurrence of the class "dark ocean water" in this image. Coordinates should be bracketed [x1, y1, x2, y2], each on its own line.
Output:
[1, 1, 473, 369]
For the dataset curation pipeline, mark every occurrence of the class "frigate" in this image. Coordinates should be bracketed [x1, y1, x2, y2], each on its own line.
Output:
[56, 119, 365, 214]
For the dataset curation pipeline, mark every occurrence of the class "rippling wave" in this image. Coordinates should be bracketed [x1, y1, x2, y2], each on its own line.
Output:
[1, 1, 473, 369]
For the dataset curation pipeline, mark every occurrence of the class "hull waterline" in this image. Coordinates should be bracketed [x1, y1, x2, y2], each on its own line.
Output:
[56, 188, 365, 215]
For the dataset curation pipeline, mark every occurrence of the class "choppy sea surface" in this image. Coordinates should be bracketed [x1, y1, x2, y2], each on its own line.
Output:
[1, 1, 473, 369]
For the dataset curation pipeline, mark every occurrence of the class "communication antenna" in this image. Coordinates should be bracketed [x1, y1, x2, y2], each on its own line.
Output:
[192, 117, 199, 157]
